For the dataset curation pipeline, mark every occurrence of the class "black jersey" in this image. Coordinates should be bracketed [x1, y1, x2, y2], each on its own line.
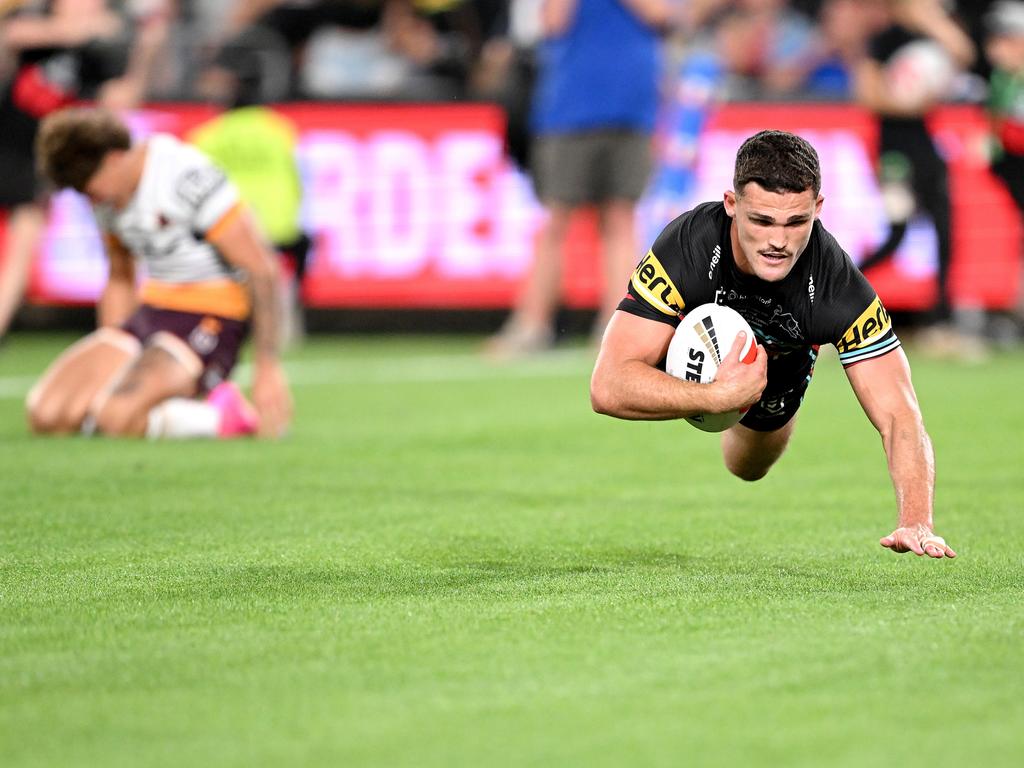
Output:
[618, 202, 900, 369]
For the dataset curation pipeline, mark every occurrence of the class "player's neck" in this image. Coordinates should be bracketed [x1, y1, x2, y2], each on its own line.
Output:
[111, 144, 148, 210]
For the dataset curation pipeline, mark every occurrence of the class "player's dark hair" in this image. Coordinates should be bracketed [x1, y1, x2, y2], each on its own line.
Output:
[733, 130, 821, 196]
[36, 108, 132, 192]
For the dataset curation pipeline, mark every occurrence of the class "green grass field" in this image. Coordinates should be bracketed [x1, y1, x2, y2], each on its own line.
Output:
[1, 333, 1022, 767]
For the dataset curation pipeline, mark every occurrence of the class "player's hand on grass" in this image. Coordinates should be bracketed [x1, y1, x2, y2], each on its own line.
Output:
[252, 358, 292, 438]
[880, 523, 956, 558]
[710, 332, 767, 413]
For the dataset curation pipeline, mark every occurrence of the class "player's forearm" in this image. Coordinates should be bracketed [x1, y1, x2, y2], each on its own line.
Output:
[115, 11, 171, 98]
[591, 359, 719, 421]
[247, 259, 282, 365]
[912, 11, 976, 68]
[882, 411, 936, 529]
[2, 17, 80, 49]
[97, 280, 136, 328]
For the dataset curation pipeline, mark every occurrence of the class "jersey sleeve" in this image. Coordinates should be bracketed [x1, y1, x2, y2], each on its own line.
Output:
[820, 250, 901, 367]
[616, 214, 688, 327]
[171, 144, 240, 236]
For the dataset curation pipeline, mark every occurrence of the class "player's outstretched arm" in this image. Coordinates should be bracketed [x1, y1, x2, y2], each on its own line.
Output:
[209, 211, 293, 438]
[845, 349, 956, 558]
[590, 310, 766, 421]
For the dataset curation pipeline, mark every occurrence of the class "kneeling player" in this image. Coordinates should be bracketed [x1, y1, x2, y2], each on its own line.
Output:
[26, 108, 291, 439]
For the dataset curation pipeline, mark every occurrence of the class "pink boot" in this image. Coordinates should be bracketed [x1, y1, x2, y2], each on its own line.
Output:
[207, 381, 259, 438]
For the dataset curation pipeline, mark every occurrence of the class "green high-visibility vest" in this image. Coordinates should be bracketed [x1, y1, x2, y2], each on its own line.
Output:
[189, 106, 302, 246]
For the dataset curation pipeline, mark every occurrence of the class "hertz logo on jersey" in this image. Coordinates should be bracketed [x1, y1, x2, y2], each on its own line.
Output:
[835, 296, 901, 366]
[837, 297, 891, 352]
[630, 251, 685, 317]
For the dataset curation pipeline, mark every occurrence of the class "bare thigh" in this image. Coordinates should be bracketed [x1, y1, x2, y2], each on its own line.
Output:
[26, 328, 140, 434]
[720, 417, 798, 482]
[93, 332, 203, 437]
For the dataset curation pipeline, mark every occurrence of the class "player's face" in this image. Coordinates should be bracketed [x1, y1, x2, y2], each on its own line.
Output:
[724, 182, 823, 282]
[82, 151, 132, 209]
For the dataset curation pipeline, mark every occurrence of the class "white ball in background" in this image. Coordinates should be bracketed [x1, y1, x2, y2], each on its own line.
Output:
[884, 40, 957, 109]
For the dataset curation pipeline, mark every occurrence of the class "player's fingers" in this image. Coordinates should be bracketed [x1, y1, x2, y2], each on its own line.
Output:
[256, 401, 284, 438]
[923, 537, 956, 559]
[726, 332, 747, 362]
[879, 535, 895, 549]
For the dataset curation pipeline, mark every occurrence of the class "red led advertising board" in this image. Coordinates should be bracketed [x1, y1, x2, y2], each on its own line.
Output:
[8, 102, 1021, 312]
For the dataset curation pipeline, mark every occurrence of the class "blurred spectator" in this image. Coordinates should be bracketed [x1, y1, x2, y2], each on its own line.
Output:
[190, 47, 309, 345]
[470, 0, 542, 170]
[984, 1, 1024, 214]
[667, 0, 816, 100]
[486, 0, 671, 357]
[800, 0, 888, 99]
[0, 0, 170, 343]
[216, 0, 505, 100]
[983, 1, 1024, 332]
[854, 0, 976, 347]
[387, 0, 510, 98]
[736, 0, 817, 96]
[217, 1, 387, 99]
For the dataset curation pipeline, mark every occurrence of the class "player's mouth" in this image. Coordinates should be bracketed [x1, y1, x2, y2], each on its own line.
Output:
[759, 250, 791, 263]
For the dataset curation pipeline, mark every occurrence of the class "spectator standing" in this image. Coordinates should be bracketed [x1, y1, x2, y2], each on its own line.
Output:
[854, 0, 976, 348]
[983, 1, 1024, 334]
[0, 0, 171, 343]
[984, 1, 1024, 214]
[487, 0, 671, 357]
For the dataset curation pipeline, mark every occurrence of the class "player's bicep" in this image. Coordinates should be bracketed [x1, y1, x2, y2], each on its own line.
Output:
[207, 206, 275, 277]
[844, 348, 921, 434]
[833, 296, 901, 367]
[623, 249, 686, 319]
[597, 310, 676, 369]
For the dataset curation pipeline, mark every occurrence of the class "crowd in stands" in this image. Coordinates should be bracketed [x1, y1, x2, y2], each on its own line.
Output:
[3, 0, 1024, 354]
[0, 2, 1003, 106]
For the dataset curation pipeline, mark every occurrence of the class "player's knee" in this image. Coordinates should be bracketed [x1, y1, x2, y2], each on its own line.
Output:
[25, 398, 68, 434]
[725, 459, 770, 482]
[93, 399, 145, 437]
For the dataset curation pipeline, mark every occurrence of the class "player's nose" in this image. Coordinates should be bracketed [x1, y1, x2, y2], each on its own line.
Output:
[767, 228, 787, 250]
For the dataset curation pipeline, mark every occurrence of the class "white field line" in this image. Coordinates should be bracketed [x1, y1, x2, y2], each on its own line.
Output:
[0, 348, 592, 400]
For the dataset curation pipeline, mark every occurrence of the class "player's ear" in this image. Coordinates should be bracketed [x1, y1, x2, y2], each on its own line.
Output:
[723, 190, 737, 216]
[814, 194, 824, 219]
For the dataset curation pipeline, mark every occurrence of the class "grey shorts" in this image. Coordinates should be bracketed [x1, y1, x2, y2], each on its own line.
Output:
[530, 130, 653, 205]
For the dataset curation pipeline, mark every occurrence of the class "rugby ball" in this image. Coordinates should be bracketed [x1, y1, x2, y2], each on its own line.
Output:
[665, 303, 757, 432]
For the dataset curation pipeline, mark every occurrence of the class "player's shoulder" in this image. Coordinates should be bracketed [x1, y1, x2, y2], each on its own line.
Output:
[807, 220, 859, 284]
[804, 220, 898, 358]
[147, 134, 233, 214]
[666, 200, 726, 237]
[653, 201, 727, 262]
[626, 202, 725, 321]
